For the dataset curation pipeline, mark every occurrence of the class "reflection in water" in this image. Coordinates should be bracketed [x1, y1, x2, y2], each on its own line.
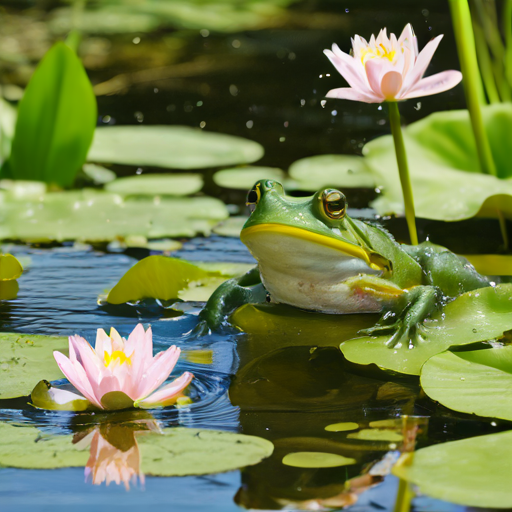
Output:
[74, 418, 160, 491]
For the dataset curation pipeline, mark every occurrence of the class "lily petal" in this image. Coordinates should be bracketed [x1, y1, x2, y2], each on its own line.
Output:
[401, 70, 463, 99]
[324, 47, 371, 93]
[95, 328, 111, 357]
[325, 87, 382, 103]
[135, 372, 194, 408]
[402, 34, 444, 92]
[381, 71, 403, 100]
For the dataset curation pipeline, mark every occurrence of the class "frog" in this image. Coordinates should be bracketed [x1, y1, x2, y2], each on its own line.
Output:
[199, 179, 491, 345]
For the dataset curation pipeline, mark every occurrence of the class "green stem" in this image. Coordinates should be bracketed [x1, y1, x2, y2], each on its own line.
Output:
[387, 102, 418, 245]
[65, 0, 85, 53]
[504, 0, 512, 88]
[472, 20, 500, 103]
[449, 0, 498, 176]
[393, 478, 414, 512]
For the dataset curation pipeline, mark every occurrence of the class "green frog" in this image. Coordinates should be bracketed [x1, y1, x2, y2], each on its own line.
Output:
[200, 180, 490, 344]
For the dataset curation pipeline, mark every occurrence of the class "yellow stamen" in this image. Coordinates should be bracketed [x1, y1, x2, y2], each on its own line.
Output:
[104, 350, 132, 367]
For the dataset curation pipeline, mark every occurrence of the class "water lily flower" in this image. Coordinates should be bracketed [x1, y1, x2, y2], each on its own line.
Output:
[51, 324, 194, 410]
[324, 24, 462, 103]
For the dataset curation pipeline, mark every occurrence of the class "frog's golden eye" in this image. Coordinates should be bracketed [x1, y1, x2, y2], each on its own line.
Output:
[246, 183, 261, 212]
[322, 189, 346, 219]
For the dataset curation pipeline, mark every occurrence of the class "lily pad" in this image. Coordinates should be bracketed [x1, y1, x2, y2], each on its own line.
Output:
[324, 422, 359, 432]
[213, 166, 285, 190]
[88, 126, 264, 170]
[340, 284, 512, 375]
[421, 346, 512, 421]
[288, 154, 376, 191]
[346, 429, 403, 442]
[281, 451, 356, 468]
[393, 430, 512, 508]
[212, 216, 248, 238]
[105, 174, 204, 196]
[0, 423, 273, 475]
[1, 189, 228, 242]
[0, 253, 23, 280]
[364, 104, 512, 221]
[0, 333, 68, 399]
[82, 164, 116, 185]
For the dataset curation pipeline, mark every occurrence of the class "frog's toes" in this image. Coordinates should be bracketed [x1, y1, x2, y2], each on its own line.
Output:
[359, 322, 400, 336]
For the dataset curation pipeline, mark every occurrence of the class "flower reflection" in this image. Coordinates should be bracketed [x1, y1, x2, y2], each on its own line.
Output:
[75, 417, 160, 491]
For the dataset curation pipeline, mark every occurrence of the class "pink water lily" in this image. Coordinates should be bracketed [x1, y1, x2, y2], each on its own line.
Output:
[324, 24, 462, 103]
[52, 324, 194, 410]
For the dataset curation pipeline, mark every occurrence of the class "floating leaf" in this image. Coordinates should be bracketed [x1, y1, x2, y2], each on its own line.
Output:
[30, 380, 91, 412]
[7, 42, 97, 186]
[107, 256, 218, 304]
[0, 423, 273, 475]
[324, 422, 359, 432]
[0, 333, 68, 399]
[421, 346, 512, 421]
[2, 189, 228, 242]
[281, 451, 356, 468]
[88, 126, 264, 169]
[0, 253, 23, 280]
[393, 430, 512, 508]
[340, 284, 512, 375]
[213, 166, 285, 190]
[213, 216, 248, 237]
[288, 154, 375, 191]
[364, 104, 512, 221]
[346, 429, 403, 442]
[105, 174, 204, 197]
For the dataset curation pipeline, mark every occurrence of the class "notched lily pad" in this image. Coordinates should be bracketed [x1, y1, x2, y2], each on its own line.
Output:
[393, 430, 512, 508]
[340, 284, 512, 375]
[88, 126, 264, 169]
[0, 333, 68, 399]
[421, 346, 512, 421]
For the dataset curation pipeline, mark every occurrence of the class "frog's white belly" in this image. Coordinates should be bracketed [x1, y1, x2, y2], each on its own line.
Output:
[243, 231, 384, 314]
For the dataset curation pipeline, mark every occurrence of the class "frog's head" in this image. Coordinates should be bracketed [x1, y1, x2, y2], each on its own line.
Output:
[241, 180, 388, 273]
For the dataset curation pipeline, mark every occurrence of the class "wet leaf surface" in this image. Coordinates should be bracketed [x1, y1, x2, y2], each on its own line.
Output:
[105, 174, 204, 196]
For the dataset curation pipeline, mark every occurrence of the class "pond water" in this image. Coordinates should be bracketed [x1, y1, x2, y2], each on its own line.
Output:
[1, 0, 511, 511]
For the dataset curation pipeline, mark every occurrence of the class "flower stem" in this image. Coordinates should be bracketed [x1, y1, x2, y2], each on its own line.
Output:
[387, 102, 418, 246]
[449, 0, 498, 176]
[393, 478, 414, 512]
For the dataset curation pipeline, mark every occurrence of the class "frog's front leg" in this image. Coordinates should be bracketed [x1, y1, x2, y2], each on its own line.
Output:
[345, 276, 440, 347]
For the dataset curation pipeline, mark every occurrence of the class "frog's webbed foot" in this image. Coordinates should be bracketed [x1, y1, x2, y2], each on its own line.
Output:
[359, 285, 439, 348]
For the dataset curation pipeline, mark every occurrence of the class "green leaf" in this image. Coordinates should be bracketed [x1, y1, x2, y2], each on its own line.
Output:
[0, 423, 273, 475]
[0, 280, 19, 300]
[288, 154, 375, 191]
[213, 216, 248, 238]
[421, 346, 512, 421]
[100, 391, 135, 410]
[324, 422, 359, 432]
[281, 451, 356, 468]
[8, 42, 97, 187]
[139, 428, 274, 475]
[2, 189, 228, 242]
[364, 104, 512, 221]
[0, 333, 68, 399]
[88, 126, 264, 169]
[30, 380, 92, 412]
[346, 429, 403, 442]
[106, 255, 220, 304]
[340, 284, 512, 375]
[0, 97, 17, 162]
[462, 254, 512, 276]
[105, 174, 203, 196]
[213, 166, 285, 190]
[82, 163, 116, 184]
[0, 253, 23, 280]
[393, 430, 512, 508]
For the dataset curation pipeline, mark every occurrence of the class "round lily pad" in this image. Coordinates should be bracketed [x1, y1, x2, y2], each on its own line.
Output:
[346, 429, 403, 442]
[282, 451, 356, 468]
[213, 166, 285, 190]
[393, 430, 512, 508]
[105, 174, 204, 196]
[0, 333, 68, 399]
[421, 346, 512, 421]
[324, 422, 359, 432]
[88, 126, 264, 169]
[340, 284, 512, 375]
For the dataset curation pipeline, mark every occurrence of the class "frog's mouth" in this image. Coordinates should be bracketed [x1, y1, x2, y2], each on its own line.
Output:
[241, 223, 385, 271]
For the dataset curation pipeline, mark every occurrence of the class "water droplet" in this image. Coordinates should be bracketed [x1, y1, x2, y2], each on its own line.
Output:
[199, 121, 206, 129]
[232, 39, 241, 49]
[246, 120, 254, 129]
[200, 29, 210, 37]
[229, 84, 239, 96]
[132, 36, 141, 44]
[460, 377, 465, 381]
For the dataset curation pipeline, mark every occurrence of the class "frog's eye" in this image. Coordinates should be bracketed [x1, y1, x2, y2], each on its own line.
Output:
[322, 189, 346, 219]
[246, 184, 261, 213]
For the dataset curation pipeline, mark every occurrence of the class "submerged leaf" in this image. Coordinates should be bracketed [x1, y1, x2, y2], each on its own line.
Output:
[8, 42, 97, 186]
[393, 430, 512, 508]
[364, 104, 512, 221]
[88, 126, 264, 169]
[421, 346, 512, 421]
[0, 333, 68, 399]
[105, 174, 204, 196]
[340, 284, 512, 375]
